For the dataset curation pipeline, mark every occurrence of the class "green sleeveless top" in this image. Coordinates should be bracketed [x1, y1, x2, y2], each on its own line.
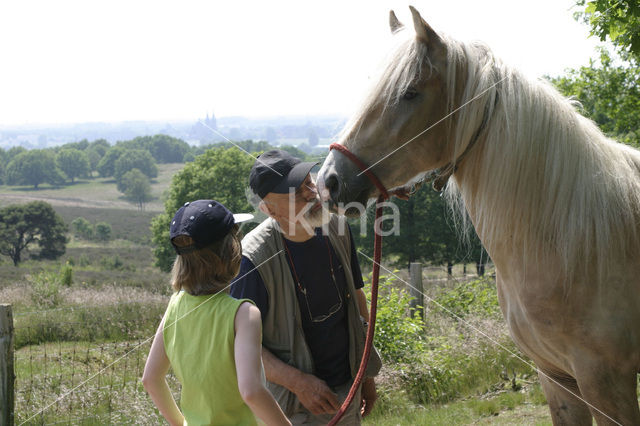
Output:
[163, 291, 258, 426]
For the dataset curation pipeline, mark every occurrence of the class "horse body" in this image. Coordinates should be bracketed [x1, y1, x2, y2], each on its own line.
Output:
[317, 7, 640, 425]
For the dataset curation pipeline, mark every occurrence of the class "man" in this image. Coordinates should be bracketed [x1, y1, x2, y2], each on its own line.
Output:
[231, 150, 381, 425]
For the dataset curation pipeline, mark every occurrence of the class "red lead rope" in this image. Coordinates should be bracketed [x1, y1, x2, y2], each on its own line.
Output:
[327, 143, 388, 426]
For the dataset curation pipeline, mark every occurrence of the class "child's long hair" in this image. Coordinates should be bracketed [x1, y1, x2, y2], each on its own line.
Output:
[170, 225, 242, 295]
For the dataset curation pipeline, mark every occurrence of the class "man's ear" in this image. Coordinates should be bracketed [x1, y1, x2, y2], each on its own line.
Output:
[258, 200, 273, 217]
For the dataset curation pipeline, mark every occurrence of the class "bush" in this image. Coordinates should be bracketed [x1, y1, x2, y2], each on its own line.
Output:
[433, 277, 501, 319]
[71, 217, 113, 242]
[78, 254, 91, 266]
[99, 255, 135, 271]
[95, 222, 112, 241]
[29, 271, 63, 308]
[363, 273, 426, 363]
[71, 217, 94, 239]
[60, 262, 73, 287]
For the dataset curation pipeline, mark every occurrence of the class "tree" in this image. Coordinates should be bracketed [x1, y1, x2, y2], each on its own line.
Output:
[89, 138, 111, 154]
[118, 168, 153, 210]
[114, 149, 158, 182]
[5, 150, 65, 188]
[151, 147, 255, 271]
[351, 184, 484, 270]
[94, 222, 112, 241]
[575, 0, 640, 62]
[279, 145, 310, 160]
[97, 146, 126, 177]
[56, 148, 90, 183]
[60, 139, 90, 151]
[127, 135, 190, 163]
[6, 146, 27, 163]
[71, 217, 94, 239]
[86, 139, 110, 176]
[547, 48, 640, 146]
[0, 201, 68, 266]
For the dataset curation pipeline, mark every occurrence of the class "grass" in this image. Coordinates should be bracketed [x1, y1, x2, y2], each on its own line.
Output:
[14, 339, 179, 425]
[364, 381, 551, 425]
[61, 209, 158, 244]
[13, 300, 166, 349]
[0, 162, 184, 212]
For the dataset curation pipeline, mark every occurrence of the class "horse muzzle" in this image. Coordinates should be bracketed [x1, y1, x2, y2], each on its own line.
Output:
[317, 150, 374, 216]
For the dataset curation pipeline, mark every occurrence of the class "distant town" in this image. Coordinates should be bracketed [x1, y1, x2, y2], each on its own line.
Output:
[0, 113, 348, 154]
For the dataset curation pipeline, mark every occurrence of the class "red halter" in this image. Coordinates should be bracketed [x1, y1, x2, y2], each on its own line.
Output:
[327, 143, 387, 426]
[328, 143, 390, 201]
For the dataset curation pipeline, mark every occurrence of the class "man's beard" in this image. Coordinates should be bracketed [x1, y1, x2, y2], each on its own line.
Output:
[303, 200, 331, 229]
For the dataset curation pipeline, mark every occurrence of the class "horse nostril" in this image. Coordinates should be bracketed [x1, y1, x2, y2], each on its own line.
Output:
[324, 173, 341, 202]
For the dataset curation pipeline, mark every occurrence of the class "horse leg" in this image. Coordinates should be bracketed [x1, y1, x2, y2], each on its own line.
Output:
[538, 370, 592, 426]
[573, 365, 640, 426]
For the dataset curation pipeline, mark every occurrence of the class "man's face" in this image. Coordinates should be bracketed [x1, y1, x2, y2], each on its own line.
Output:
[262, 174, 328, 231]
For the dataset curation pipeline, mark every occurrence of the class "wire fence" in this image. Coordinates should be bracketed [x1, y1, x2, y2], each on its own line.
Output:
[5, 263, 491, 425]
[12, 312, 178, 425]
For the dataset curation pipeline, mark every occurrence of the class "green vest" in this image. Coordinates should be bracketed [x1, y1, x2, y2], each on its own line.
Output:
[163, 291, 258, 426]
[241, 214, 382, 416]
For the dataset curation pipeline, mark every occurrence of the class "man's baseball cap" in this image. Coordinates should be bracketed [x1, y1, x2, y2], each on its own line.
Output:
[249, 150, 318, 199]
[169, 199, 253, 255]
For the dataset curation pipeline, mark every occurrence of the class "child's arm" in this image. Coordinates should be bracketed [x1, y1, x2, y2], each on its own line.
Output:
[142, 318, 185, 426]
[234, 302, 291, 426]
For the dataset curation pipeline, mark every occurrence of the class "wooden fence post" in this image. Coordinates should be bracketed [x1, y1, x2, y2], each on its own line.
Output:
[409, 263, 424, 319]
[0, 304, 14, 426]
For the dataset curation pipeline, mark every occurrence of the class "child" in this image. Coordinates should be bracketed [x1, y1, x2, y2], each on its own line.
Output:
[143, 199, 290, 426]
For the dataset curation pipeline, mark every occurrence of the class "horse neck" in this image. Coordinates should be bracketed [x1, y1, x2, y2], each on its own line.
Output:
[449, 72, 640, 283]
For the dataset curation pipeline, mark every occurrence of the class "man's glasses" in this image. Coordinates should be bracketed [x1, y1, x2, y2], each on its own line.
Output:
[300, 268, 343, 323]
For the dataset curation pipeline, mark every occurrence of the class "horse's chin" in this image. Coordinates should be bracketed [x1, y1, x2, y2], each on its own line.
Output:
[326, 186, 375, 218]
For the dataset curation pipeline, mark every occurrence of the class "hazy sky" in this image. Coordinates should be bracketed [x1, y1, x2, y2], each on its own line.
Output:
[0, 0, 600, 126]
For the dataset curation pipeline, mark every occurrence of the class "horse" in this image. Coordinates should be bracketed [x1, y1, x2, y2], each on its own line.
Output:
[316, 7, 640, 425]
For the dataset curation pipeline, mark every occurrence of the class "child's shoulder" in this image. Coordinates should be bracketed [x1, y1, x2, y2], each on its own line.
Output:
[234, 301, 261, 329]
[236, 300, 259, 316]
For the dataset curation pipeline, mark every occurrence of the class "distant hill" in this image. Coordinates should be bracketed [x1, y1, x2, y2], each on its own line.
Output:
[0, 114, 347, 149]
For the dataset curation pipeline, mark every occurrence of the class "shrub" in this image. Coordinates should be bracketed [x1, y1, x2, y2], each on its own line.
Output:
[78, 254, 91, 266]
[71, 217, 94, 239]
[60, 262, 73, 286]
[433, 277, 501, 319]
[363, 273, 426, 363]
[94, 222, 112, 241]
[29, 271, 63, 308]
[99, 255, 135, 271]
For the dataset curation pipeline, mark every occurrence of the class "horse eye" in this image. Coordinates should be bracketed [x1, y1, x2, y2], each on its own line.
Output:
[402, 89, 419, 100]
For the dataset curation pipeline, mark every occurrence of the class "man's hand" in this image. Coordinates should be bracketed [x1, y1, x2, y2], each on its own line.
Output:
[360, 377, 377, 417]
[291, 373, 340, 415]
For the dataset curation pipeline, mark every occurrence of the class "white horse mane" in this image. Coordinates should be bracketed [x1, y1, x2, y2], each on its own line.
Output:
[357, 28, 640, 283]
[449, 35, 640, 283]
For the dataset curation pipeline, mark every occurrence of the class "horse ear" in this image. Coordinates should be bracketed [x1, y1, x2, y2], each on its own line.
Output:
[389, 10, 403, 34]
[409, 6, 441, 45]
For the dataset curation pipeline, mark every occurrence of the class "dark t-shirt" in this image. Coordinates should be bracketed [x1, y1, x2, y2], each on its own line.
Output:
[230, 226, 365, 387]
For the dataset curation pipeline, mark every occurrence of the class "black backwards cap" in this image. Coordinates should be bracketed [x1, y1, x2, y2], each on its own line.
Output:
[169, 200, 253, 255]
[249, 150, 318, 199]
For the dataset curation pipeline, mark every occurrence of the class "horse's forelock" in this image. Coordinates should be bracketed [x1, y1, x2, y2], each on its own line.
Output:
[338, 29, 435, 143]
